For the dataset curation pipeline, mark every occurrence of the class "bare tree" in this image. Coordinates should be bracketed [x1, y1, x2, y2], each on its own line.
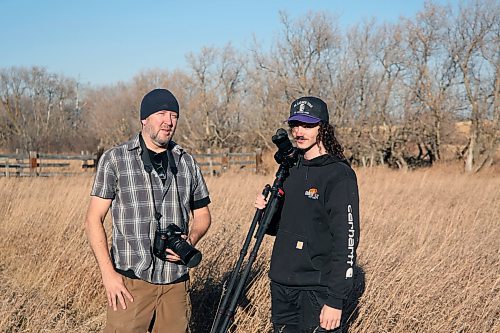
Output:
[400, 2, 458, 164]
[448, 0, 499, 172]
[0, 66, 80, 152]
[185, 44, 246, 150]
[248, 11, 341, 148]
[339, 20, 407, 167]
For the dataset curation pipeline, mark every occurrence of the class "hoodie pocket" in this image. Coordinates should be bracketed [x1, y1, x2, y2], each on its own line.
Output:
[270, 229, 321, 286]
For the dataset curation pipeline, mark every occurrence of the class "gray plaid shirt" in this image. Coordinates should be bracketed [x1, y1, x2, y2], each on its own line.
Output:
[91, 133, 210, 284]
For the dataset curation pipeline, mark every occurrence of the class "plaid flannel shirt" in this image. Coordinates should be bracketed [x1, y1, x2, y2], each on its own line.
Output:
[91, 133, 210, 284]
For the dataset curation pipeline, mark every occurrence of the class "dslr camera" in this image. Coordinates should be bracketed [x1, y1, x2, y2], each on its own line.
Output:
[272, 128, 299, 167]
[153, 223, 202, 268]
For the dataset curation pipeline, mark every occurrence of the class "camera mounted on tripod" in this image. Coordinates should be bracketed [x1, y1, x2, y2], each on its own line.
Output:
[272, 128, 299, 168]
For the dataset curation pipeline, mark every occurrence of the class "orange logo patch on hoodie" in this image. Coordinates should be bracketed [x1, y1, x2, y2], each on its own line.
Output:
[305, 188, 319, 200]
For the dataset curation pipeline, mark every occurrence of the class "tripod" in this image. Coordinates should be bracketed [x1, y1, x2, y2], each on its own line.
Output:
[209, 152, 296, 333]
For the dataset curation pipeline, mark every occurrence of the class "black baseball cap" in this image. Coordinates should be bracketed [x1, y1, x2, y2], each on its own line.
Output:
[287, 96, 329, 124]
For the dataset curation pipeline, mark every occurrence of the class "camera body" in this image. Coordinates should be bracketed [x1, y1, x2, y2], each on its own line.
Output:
[272, 128, 298, 167]
[153, 223, 202, 268]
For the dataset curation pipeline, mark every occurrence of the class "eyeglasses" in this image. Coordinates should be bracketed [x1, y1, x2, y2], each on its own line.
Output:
[151, 153, 167, 180]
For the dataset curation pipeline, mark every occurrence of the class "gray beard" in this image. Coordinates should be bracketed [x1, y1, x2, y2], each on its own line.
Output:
[150, 133, 169, 147]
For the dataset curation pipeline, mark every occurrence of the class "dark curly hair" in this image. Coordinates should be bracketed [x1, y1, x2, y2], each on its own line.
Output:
[317, 122, 345, 160]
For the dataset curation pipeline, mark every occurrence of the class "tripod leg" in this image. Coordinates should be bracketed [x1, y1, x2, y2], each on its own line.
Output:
[210, 185, 271, 333]
[217, 188, 283, 333]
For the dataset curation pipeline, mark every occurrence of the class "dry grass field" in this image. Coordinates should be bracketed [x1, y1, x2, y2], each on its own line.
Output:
[0, 166, 499, 332]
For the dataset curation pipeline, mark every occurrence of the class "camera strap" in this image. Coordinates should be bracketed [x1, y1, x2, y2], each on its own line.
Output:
[139, 134, 187, 232]
[166, 148, 189, 233]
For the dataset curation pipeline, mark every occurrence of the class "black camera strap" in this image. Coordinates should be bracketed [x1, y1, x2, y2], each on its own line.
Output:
[139, 134, 187, 232]
[139, 134, 162, 224]
[166, 148, 188, 232]
[167, 149, 188, 233]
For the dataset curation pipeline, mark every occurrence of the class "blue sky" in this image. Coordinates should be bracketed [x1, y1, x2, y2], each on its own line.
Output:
[0, 0, 457, 86]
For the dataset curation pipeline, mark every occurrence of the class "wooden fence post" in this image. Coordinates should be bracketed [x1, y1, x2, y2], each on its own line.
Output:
[255, 148, 262, 174]
[81, 151, 88, 170]
[222, 149, 230, 173]
[29, 151, 38, 177]
[15, 149, 20, 176]
[207, 148, 213, 177]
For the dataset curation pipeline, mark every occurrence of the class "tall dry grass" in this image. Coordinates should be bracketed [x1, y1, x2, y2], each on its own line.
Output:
[0, 166, 498, 332]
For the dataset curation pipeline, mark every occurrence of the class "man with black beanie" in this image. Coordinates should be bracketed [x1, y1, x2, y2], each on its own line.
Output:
[85, 88, 212, 333]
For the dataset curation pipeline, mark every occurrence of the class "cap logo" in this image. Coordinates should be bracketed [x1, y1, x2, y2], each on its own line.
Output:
[294, 100, 313, 114]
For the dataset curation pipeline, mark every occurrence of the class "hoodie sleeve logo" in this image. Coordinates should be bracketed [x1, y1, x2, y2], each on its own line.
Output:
[305, 188, 319, 200]
[346, 204, 355, 279]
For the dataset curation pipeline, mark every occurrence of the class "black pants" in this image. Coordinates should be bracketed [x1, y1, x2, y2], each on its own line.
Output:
[271, 281, 342, 333]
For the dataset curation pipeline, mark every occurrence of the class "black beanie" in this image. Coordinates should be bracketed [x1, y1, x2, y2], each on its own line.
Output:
[140, 89, 179, 120]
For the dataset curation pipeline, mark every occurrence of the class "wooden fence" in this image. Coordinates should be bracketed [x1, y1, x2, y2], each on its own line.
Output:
[195, 148, 262, 176]
[0, 149, 263, 177]
[0, 151, 97, 177]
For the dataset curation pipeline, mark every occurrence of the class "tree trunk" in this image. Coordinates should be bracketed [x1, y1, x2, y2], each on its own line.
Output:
[464, 128, 476, 172]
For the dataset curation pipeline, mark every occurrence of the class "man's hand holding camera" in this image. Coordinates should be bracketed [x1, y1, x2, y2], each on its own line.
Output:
[164, 234, 189, 263]
[153, 223, 202, 268]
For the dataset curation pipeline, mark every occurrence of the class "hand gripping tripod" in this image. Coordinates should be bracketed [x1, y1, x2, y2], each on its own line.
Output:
[210, 129, 298, 333]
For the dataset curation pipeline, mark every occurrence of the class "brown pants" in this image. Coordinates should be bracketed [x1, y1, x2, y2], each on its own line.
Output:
[104, 277, 191, 333]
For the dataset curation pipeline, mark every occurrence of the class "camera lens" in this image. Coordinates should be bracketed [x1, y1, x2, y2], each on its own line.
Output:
[163, 224, 202, 268]
[272, 128, 298, 166]
[174, 242, 202, 268]
[272, 128, 295, 157]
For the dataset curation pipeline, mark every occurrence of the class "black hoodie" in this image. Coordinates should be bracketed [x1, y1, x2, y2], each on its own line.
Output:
[268, 154, 360, 309]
